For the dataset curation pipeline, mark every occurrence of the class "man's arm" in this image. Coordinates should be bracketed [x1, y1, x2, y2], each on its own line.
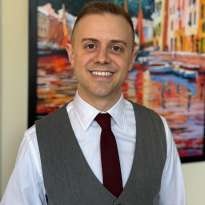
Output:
[0, 126, 47, 205]
[159, 117, 186, 205]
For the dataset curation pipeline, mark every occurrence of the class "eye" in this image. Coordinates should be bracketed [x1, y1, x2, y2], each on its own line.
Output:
[84, 42, 97, 51]
[110, 44, 124, 53]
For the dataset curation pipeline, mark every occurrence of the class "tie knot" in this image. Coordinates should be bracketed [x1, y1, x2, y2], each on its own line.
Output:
[95, 113, 111, 130]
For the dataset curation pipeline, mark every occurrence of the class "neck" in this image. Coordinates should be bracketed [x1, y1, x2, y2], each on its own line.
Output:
[77, 91, 122, 112]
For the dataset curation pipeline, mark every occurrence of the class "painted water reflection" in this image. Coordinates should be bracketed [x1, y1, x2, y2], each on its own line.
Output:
[125, 62, 205, 157]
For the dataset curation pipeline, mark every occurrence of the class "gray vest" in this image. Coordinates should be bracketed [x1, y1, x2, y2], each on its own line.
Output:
[36, 102, 166, 205]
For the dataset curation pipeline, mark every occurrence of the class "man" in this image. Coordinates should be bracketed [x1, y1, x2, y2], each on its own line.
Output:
[1, 2, 185, 205]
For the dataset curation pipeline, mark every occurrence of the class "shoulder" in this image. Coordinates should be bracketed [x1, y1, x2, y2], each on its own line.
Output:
[127, 100, 176, 161]
[35, 104, 69, 128]
[22, 125, 37, 149]
[129, 100, 167, 142]
[14, 125, 43, 176]
[19, 125, 40, 161]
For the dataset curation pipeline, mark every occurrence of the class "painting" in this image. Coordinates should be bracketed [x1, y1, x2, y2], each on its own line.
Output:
[29, 0, 205, 162]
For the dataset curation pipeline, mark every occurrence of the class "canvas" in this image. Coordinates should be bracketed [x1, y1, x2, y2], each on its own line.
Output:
[29, 0, 205, 162]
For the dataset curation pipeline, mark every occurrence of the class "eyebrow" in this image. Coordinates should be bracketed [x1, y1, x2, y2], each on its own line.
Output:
[81, 38, 128, 46]
[81, 38, 98, 43]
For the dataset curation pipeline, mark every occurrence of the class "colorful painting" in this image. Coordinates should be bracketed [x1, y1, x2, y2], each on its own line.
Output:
[29, 0, 205, 162]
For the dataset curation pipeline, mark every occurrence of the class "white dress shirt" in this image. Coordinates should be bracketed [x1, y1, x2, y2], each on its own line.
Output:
[0, 93, 186, 205]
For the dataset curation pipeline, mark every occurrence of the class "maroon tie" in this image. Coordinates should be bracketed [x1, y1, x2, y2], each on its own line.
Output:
[95, 113, 123, 197]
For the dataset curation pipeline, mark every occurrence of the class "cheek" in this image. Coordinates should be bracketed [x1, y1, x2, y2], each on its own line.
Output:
[114, 56, 132, 71]
[73, 53, 94, 68]
[72, 55, 91, 79]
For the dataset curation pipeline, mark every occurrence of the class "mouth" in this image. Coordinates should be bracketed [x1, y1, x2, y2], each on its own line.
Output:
[90, 71, 113, 77]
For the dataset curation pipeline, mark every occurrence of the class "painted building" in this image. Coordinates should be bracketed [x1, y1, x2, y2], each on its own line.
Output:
[38, 7, 50, 43]
[184, 0, 199, 52]
[167, 0, 175, 51]
[134, 0, 154, 48]
[152, 0, 163, 49]
[197, 0, 205, 52]
[168, 0, 186, 51]
[38, 3, 71, 49]
[167, 0, 201, 52]
[133, 18, 154, 47]
[161, 0, 169, 50]
[152, 0, 169, 51]
[175, 0, 186, 51]
[184, 0, 205, 53]
[143, 19, 154, 43]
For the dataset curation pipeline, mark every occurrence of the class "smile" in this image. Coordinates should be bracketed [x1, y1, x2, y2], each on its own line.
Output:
[91, 71, 113, 77]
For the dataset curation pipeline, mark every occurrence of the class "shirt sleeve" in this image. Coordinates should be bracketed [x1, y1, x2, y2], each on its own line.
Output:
[159, 117, 186, 205]
[0, 127, 47, 205]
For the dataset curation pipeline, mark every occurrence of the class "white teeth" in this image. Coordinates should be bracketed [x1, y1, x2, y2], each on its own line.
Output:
[91, 71, 112, 77]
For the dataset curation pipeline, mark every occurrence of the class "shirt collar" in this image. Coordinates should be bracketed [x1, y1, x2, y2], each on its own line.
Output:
[106, 95, 125, 127]
[71, 92, 126, 130]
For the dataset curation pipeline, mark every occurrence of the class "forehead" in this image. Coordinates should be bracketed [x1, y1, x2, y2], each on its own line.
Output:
[72, 13, 133, 44]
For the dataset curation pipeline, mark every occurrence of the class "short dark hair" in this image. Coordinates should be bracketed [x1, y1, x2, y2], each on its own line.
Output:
[71, 1, 135, 42]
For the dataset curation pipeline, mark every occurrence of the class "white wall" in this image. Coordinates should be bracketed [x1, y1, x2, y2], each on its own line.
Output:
[183, 163, 205, 205]
[0, 0, 28, 195]
[0, 0, 205, 204]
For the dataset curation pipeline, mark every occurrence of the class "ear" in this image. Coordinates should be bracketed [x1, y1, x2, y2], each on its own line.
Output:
[128, 43, 138, 71]
[65, 42, 74, 66]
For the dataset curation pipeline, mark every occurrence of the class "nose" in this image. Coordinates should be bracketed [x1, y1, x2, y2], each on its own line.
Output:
[95, 46, 110, 64]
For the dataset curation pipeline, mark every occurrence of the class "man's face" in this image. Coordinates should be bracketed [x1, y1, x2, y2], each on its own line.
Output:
[67, 13, 136, 109]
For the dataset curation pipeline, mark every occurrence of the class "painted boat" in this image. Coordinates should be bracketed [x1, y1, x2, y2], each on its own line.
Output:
[172, 66, 198, 80]
[148, 61, 172, 74]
